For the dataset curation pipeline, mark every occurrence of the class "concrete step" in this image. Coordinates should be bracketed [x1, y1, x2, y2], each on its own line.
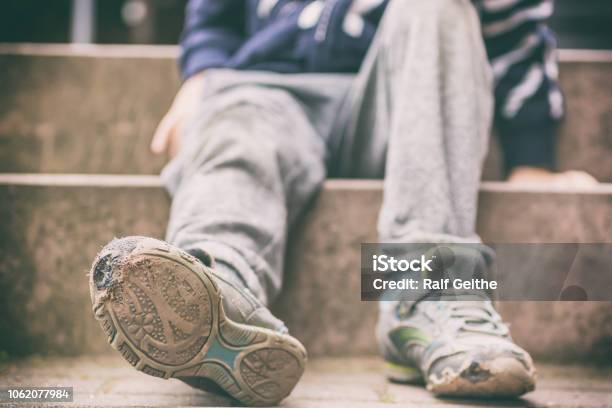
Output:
[1, 45, 612, 180]
[0, 45, 178, 176]
[1, 174, 611, 361]
[2, 355, 611, 407]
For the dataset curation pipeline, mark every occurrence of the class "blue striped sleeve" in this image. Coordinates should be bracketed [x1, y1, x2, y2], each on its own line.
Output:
[180, 0, 246, 80]
[477, 0, 563, 172]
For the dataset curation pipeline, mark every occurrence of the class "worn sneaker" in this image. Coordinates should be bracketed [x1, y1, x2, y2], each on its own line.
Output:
[377, 295, 536, 397]
[89, 236, 306, 406]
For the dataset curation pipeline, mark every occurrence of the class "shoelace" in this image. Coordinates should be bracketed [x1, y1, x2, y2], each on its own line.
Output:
[447, 301, 509, 336]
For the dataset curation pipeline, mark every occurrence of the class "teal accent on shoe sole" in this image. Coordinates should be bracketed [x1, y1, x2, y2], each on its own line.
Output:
[90, 237, 307, 406]
[204, 337, 241, 368]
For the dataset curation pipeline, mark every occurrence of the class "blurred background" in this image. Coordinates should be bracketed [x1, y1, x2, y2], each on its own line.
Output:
[0, 2, 612, 406]
[1, 0, 611, 48]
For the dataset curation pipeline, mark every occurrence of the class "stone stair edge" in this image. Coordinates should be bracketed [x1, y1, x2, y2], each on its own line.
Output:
[0, 43, 179, 59]
[1, 43, 612, 63]
[2, 173, 612, 195]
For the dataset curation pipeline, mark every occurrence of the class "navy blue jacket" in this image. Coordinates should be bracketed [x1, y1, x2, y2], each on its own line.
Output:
[180, 0, 563, 172]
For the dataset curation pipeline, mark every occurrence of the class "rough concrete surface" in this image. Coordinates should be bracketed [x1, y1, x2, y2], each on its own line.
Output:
[0, 51, 177, 175]
[0, 47, 611, 180]
[0, 181, 168, 357]
[1, 177, 611, 361]
[1, 356, 611, 407]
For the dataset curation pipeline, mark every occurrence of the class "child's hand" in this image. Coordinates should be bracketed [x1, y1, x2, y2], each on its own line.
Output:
[507, 166, 598, 187]
[151, 72, 205, 157]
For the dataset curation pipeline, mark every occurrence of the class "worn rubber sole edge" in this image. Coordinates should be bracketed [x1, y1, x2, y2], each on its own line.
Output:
[90, 242, 307, 406]
[426, 356, 536, 398]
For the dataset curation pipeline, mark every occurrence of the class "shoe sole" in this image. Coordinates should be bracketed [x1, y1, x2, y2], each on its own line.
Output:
[427, 356, 536, 398]
[89, 240, 307, 406]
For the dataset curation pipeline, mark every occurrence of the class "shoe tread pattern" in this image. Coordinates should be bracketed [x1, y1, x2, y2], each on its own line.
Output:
[91, 240, 306, 405]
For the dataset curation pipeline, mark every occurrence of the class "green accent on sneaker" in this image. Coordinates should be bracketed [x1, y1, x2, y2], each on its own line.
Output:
[379, 299, 536, 398]
[386, 362, 419, 374]
[385, 361, 422, 383]
[389, 326, 430, 350]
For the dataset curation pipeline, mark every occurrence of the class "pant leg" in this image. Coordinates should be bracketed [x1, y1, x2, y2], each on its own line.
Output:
[334, 0, 494, 243]
[162, 72, 329, 305]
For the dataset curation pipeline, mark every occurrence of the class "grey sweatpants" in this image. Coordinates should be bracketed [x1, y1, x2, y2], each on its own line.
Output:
[162, 0, 493, 306]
